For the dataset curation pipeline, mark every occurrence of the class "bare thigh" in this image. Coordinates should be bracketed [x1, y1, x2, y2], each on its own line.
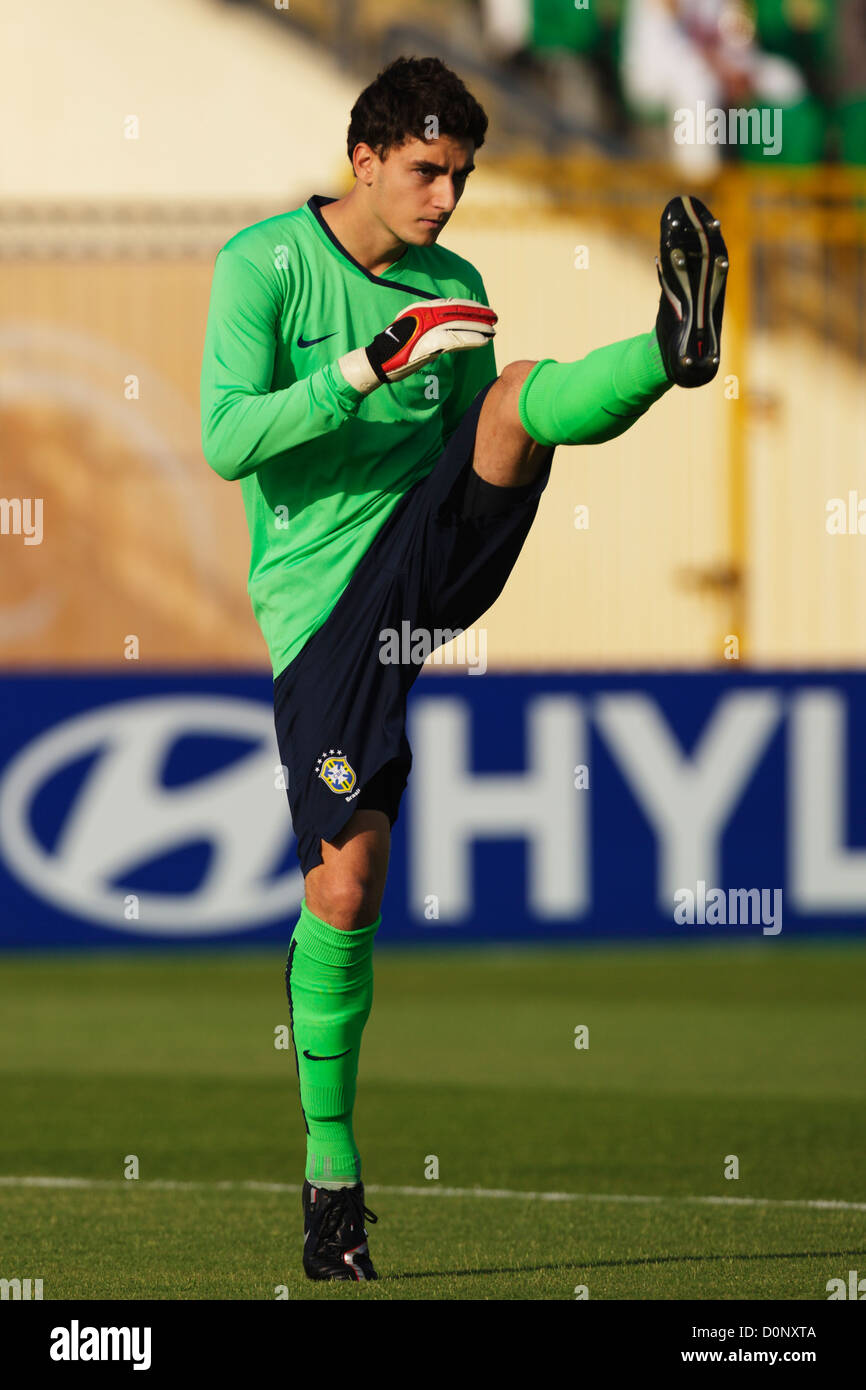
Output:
[471, 359, 551, 488]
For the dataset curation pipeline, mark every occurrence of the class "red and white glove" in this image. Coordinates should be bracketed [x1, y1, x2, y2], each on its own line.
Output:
[337, 298, 497, 396]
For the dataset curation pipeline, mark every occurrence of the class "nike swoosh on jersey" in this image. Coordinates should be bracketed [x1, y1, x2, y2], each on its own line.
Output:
[297, 332, 338, 349]
[303, 1047, 352, 1061]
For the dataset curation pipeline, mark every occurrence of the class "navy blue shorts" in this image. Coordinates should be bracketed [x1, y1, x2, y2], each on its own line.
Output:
[273, 380, 554, 876]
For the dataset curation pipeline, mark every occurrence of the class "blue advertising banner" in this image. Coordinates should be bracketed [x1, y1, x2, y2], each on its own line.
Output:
[1, 670, 865, 946]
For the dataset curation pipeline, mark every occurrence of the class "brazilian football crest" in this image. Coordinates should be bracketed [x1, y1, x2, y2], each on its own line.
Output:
[316, 749, 357, 795]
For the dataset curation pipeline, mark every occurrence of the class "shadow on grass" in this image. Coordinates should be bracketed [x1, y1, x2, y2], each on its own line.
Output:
[386, 1247, 866, 1280]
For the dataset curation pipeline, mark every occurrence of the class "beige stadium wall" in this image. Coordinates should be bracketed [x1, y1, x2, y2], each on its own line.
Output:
[747, 326, 866, 666]
[1, 198, 864, 671]
[0, 0, 353, 202]
[0, 256, 261, 668]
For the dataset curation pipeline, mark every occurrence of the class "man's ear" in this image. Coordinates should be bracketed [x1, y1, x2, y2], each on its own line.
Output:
[352, 142, 377, 186]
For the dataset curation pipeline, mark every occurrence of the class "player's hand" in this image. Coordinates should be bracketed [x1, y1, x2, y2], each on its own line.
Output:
[337, 298, 497, 396]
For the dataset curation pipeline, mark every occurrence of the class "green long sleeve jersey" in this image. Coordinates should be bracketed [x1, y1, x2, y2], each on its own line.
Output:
[200, 194, 498, 679]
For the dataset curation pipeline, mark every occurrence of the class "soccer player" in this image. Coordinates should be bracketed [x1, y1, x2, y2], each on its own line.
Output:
[200, 55, 727, 1282]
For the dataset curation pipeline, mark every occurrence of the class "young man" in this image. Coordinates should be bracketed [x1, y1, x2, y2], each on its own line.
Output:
[200, 55, 727, 1283]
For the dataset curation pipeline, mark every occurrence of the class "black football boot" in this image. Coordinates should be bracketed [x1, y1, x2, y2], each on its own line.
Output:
[302, 1180, 378, 1282]
[655, 194, 728, 388]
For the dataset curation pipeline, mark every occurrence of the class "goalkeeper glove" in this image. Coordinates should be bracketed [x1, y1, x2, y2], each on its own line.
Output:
[337, 298, 497, 396]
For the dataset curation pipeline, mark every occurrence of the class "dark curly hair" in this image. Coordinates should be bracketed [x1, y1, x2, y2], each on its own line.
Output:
[347, 56, 488, 165]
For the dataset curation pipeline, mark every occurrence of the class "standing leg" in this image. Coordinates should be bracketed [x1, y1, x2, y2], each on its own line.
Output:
[286, 810, 390, 1281]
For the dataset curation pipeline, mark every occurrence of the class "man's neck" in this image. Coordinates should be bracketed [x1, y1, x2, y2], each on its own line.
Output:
[319, 192, 407, 277]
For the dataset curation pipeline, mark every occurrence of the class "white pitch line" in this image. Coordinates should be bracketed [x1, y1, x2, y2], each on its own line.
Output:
[0, 1175, 864, 1213]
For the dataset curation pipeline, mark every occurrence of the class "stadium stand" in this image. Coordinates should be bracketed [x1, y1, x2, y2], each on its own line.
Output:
[1, 0, 864, 669]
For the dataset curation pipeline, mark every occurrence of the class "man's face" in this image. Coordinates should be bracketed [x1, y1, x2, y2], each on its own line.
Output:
[364, 134, 476, 246]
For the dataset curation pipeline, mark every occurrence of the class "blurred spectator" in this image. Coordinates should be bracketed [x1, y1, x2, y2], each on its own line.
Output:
[528, 0, 627, 135]
[835, 0, 866, 163]
[752, 0, 834, 100]
[476, 0, 860, 167]
[747, 0, 865, 164]
[478, 0, 532, 61]
[620, 0, 816, 175]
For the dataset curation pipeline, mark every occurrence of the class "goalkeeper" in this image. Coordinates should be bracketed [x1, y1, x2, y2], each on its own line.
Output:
[200, 55, 728, 1283]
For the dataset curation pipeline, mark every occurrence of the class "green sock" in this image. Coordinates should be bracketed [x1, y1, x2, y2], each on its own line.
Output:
[517, 329, 672, 448]
[285, 899, 379, 1185]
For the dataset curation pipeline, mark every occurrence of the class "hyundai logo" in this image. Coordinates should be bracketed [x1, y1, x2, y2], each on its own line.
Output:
[0, 696, 302, 935]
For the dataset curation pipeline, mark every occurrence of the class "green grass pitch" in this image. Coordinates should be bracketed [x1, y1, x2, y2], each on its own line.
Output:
[0, 942, 864, 1300]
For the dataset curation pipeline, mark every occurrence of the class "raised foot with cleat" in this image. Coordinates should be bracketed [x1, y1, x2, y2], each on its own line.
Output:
[655, 194, 728, 388]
